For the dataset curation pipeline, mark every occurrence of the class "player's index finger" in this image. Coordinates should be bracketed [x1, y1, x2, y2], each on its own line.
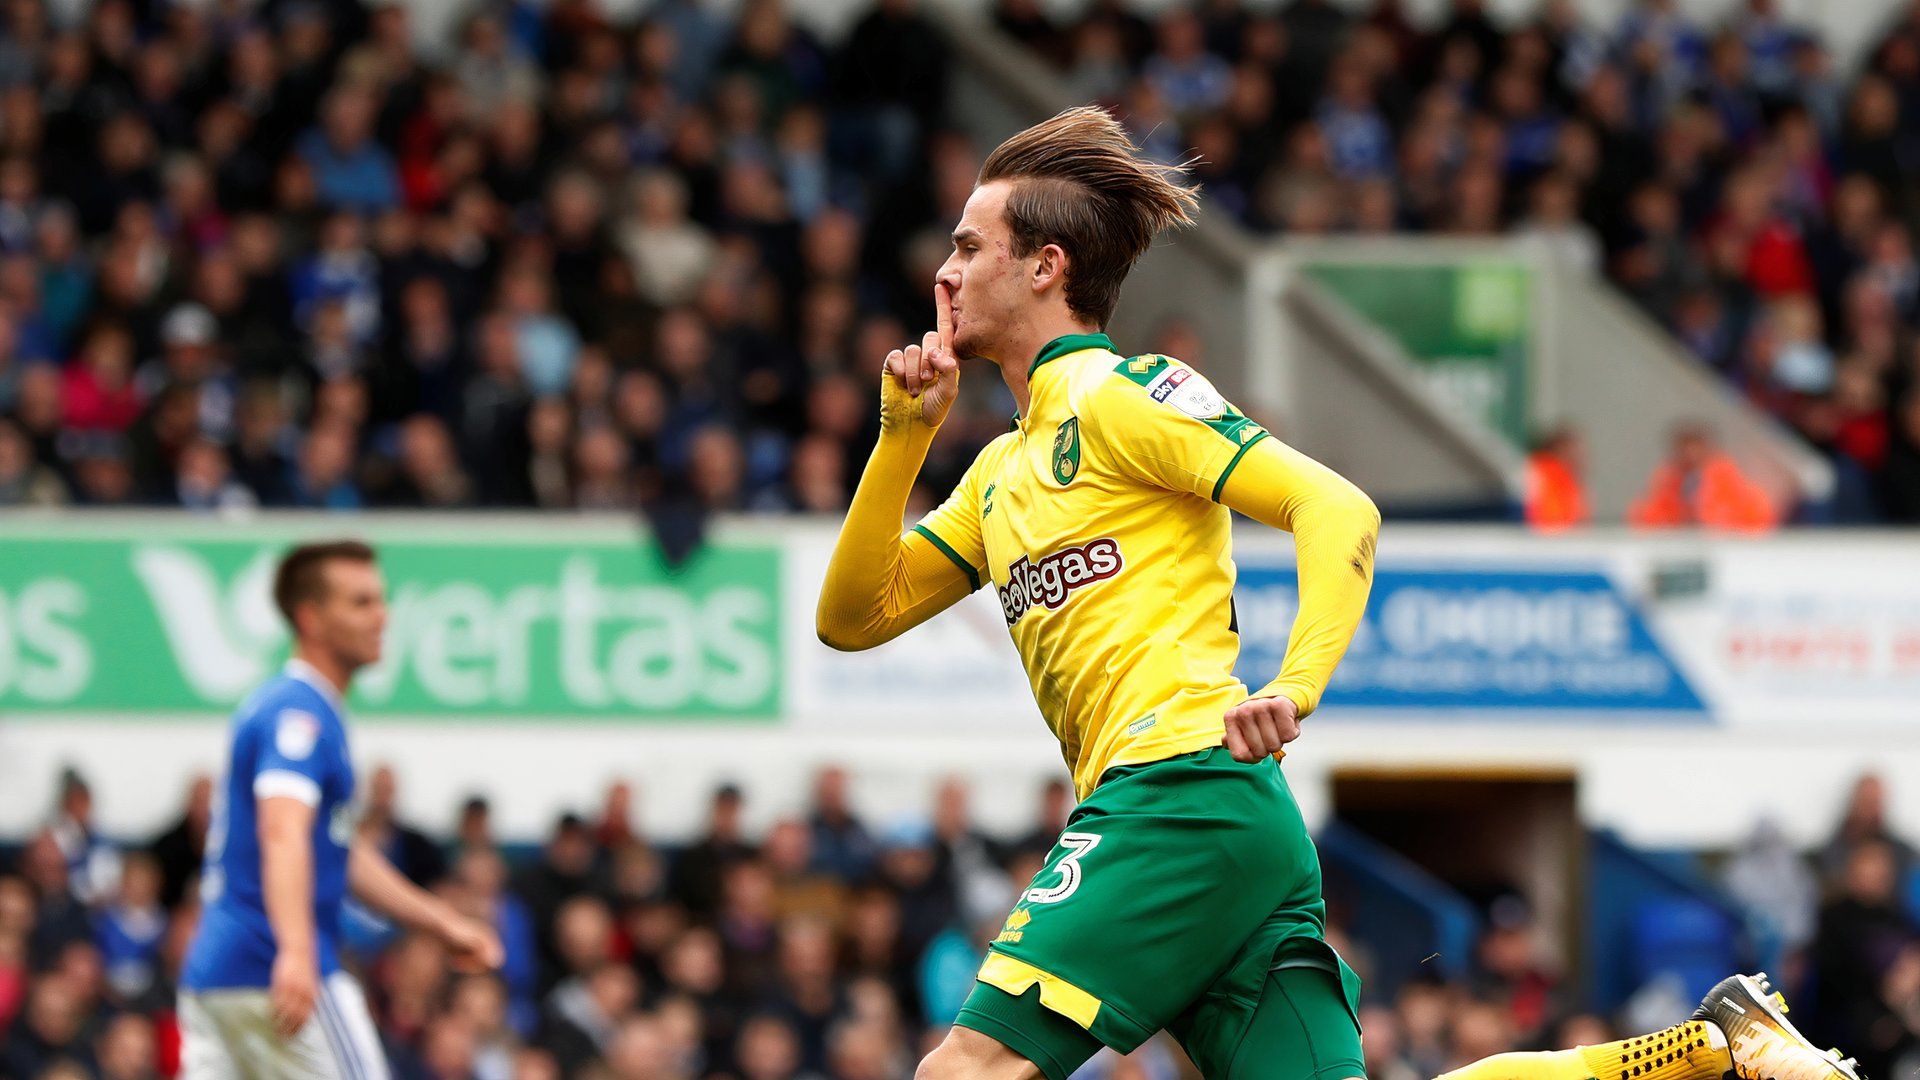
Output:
[934, 282, 953, 349]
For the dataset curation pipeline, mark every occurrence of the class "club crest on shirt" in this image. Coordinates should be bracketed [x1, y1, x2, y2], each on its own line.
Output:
[1052, 416, 1080, 485]
[1145, 365, 1226, 420]
[276, 709, 320, 760]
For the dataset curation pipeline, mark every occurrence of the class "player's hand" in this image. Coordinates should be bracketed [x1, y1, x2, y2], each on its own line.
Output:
[1222, 695, 1301, 763]
[269, 951, 320, 1038]
[441, 913, 505, 974]
[880, 282, 961, 432]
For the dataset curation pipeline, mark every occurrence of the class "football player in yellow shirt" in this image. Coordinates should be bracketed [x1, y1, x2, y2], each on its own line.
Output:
[816, 106, 1859, 1080]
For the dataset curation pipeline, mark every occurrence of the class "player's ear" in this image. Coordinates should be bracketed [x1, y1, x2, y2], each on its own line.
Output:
[1032, 243, 1068, 295]
[290, 599, 319, 641]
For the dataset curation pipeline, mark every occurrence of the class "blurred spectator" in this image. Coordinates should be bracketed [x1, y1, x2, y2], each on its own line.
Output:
[541, 960, 639, 1074]
[381, 413, 474, 508]
[93, 1011, 158, 1080]
[362, 764, 449, 888]
[62, 323, 141, 436]
[1470, 895, 1560, 1045]
[173, 437, 256, 512]
[452, 847, 540, 1036]
[48, 769, 118, 910]
[289, 418, 363, 509]
[1812, 838, 1920, 1078]
[1821, 773, 1917, 882]
[1887, 389, 1920, 522]
[931, 778, 1010, 928]
[598, 782, 641, 853]
[1009, 778, 1074, 859]
[764, 821, 846, 927]
[1628, 423, 1777, 530]
[0, 415, 65, 505]
[1523, 425, 1591, 531]
[1722, 818, 1819, 956]
[458, 795, 497, 854]
[672, 785, 758, 922]
[146, 774, 211, 911]
[91, 852, 164, 1005]
[736, 1011, 819, 1080]
[300, 86, 401, 214]
[513, 814, 606, 976]
[624, 170, 718, 308]
[807, 767, 876, 884]
[2, 973, 93, 1078]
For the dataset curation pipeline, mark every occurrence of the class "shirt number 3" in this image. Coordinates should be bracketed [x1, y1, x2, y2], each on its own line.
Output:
[1023, 832, 1102, 904]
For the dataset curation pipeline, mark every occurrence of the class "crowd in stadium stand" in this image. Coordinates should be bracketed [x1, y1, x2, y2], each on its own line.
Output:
[2, 764, 1918, 1080]
[996, 0, 1920, 524]
[2, 0, 1920, 524]
[0, 0, 1009, 523]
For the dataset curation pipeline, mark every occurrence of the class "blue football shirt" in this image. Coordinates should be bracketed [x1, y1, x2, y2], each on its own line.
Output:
[182, 660, 358, 990]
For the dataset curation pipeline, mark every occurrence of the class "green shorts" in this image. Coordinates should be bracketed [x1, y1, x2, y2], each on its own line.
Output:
[954, 747, 1364, 1080]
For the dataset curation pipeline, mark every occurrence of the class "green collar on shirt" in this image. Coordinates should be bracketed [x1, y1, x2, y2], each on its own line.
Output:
[1028, 332, 1116, 378]
[1014, 333, 1117, 428]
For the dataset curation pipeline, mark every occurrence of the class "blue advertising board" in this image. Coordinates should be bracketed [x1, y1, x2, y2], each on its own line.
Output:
[1234, 566, 1706, 714]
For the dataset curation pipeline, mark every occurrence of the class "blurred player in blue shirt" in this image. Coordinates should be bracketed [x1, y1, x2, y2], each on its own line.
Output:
[179, 540, 501, 1079]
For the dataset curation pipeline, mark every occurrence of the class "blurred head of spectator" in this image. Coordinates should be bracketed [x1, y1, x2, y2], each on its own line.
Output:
[93, 1010, 157, 1080]
[1824, 774, 1913, 871]
[175, 437, 253, 513]
[393, 413, 473, 508]
[0, 415, 65, 505]
[68, 432, 135, 506]
[5, 972, 88, 1077]
[734, 1012, 802, 1080]
[291, 419, 362, 510]
[64, 322, 140, 434]
[456, 796, 494, 855]
[573, 424, 634, 510]
[686, 425, 744, 511]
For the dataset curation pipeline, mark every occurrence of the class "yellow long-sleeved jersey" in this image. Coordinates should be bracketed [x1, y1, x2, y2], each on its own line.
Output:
[817, 333, 1379, 798]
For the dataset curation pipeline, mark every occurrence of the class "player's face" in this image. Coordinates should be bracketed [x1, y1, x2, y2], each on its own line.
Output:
[311, 559, 388, 671]
[936, 181, 1032, 363]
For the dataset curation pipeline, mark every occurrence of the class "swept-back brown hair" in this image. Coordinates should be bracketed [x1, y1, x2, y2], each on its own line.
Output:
[977, 106, 1200, 328]
[273, 539, 377, 628]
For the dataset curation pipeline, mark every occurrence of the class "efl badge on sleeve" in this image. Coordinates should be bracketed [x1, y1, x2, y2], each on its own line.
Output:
[276, 709, 321, 760]
[1145, 365, 1226, 420]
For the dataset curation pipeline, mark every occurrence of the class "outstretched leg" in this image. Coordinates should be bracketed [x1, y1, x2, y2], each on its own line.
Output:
[916, 1025, 1048, 1080]
[1439, 973, 1862, 1080]
[1437, 1019, 1723, 1080]
[927, 980, 1108, 1080]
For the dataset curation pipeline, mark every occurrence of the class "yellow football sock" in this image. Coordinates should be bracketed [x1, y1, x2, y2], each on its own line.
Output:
[1436, 1020, 1728, 1080]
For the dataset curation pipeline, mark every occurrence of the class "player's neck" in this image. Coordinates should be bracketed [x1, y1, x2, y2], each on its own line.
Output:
[993, 356, 1034, 419]
[991, 316, 1098, 419]
[291, 647, 353, 700]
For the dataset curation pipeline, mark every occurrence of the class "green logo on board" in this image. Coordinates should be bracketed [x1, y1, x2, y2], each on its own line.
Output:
[1052, 417, 1080, 485]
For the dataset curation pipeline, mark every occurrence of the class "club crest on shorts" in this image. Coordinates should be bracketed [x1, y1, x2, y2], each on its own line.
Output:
[1052, 416, 1080, 485]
